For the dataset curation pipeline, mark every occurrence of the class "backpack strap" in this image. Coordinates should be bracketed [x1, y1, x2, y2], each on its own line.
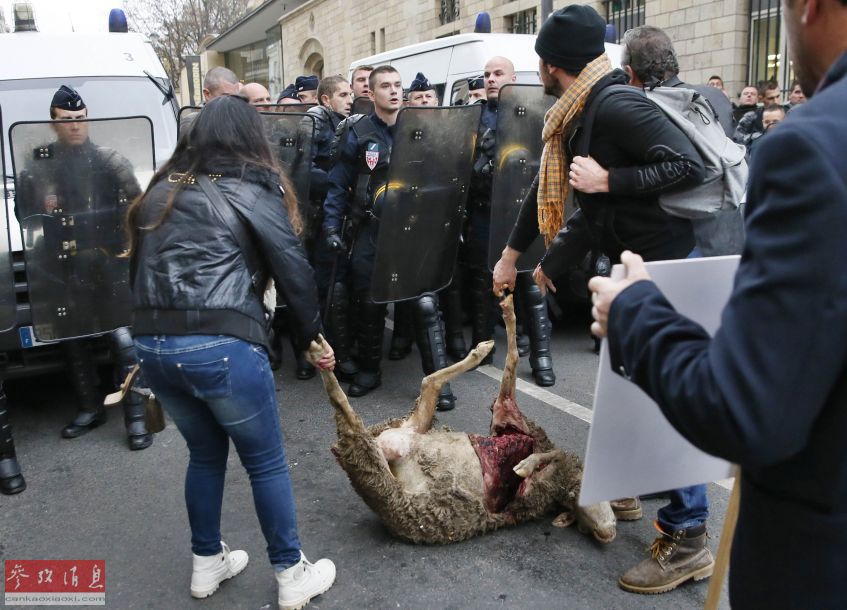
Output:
[576, 84, 642, 157]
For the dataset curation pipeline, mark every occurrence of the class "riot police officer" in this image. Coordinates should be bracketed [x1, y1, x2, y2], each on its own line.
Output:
[0, 381, 24, 494]
[295, 75, 319, 104]
[468, 58, 556, 386]
[323, 67, 457, 410]
[15, 86, 153, 449]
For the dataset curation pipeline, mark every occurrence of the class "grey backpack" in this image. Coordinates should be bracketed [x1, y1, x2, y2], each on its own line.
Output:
[644, 86, 748, 219]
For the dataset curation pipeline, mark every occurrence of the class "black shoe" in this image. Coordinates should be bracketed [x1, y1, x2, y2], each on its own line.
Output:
[388, 336, 413, 360]
[517, 333, 530, 357]
[128, 431, 153, 451]
[335, 360, 358, 383]
[0, 458, 26, 495]
[295, 354, 316, 380]
[348, 371, 381, 397]
[532, 367, 556, 387]
[436, 385, 456, 411]
[61, 410, 106, 439]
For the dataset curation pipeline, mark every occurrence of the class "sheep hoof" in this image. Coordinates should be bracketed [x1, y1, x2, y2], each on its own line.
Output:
[552, 511, 576, 528]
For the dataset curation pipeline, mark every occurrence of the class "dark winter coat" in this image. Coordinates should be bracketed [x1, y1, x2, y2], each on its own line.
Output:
[131, 163, 321, 352]
[507, 70, 705, 275]
[607, 51, 847, 608]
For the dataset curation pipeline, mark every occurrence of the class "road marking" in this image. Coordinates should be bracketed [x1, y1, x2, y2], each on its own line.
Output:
[475, 363, 734, 492]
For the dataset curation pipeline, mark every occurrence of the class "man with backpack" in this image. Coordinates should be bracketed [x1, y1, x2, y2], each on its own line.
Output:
[491, 6, 710, 594]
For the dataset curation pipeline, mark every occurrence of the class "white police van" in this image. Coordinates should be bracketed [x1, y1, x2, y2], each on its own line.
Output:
[0, 7, 178, 377]
[349, 33, 622, 104]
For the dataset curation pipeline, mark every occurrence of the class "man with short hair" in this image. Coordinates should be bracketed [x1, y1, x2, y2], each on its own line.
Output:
[760, 79, 782, 105]
[734, 85, 760, 123]
[322, 67, 457, 409]
[295, 75, 319, 104]
[734, 81, 777, 153]
[406, 72, 438, 106]
[350, 65, 373, 98]
[762, 103, 786, 130]
[16, 85, 153, 452]
[588, 0, 847, 604]
[202, 66, 240, 101]
[787, 79, 807, 108]
[240, 82, 272, 109]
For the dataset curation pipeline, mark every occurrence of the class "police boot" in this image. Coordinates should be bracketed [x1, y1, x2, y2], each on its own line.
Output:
[0, 387, 26, 495]
[470, 270, 495, 365]
[326, 282, 358, 383]
[513, 296, 531, 357]
[618, 523, 714, 594]
[413, 294, 456, 411]
[388, 301, 414, 360]
[61, 340, 106, 439]
[441, 279, 468, 361]
[112, 328, 153, 450]
[348, 297, 386, 397]
[519, 279, 556, 387]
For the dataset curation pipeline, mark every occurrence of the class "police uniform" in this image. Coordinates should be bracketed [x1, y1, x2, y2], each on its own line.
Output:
[467, 92, 556, 386]
[15, 86, 153, 449]
[0, 382, 24, 494]
[323, 104, 458, 408]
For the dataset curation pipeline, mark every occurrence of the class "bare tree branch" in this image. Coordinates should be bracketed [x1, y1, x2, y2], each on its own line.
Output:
[123, 0, 251, 85]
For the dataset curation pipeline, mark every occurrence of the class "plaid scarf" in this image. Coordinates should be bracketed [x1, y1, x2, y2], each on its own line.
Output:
[537, 54, 613, 247]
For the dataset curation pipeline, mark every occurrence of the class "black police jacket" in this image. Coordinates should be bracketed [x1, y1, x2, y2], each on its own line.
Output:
[131, 163, 321, 352]
[507, 70, 705, 274]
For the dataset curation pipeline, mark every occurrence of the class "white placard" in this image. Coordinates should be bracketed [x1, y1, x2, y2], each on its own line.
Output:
[579, 255, 740, 506]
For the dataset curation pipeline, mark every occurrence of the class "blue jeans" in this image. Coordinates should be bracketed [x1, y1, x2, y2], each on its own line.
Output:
[134, 334, 302, 569]
[657, 486, 709, 532]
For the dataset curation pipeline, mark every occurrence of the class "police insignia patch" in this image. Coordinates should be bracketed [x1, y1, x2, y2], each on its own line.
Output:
[365, 142, 379, 171]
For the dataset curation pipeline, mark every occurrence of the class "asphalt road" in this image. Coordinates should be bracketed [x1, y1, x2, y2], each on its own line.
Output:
[0, 307, 730, 610]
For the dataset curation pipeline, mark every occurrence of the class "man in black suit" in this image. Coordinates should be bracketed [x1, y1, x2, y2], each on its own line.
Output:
[589, 0, 847, 606]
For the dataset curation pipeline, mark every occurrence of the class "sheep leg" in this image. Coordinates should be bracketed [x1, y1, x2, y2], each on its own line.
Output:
[513, 449, 566, 479]
[403, 339, 495, 433]
[489, 294, 529, 435]
[309, 335, 366, 435]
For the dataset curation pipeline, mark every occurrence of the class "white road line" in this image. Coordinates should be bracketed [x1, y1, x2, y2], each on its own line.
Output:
[475, 363, 735, 492]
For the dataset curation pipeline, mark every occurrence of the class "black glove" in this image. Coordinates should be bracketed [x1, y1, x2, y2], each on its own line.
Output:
[325, 227, 346, 252]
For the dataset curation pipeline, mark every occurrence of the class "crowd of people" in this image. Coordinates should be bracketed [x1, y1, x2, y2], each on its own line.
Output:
[2, 1, 845, 609]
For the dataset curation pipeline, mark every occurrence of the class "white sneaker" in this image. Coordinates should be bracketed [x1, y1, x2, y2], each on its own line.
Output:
[276, 552, 336, 610]
[190, 541, 249, 598]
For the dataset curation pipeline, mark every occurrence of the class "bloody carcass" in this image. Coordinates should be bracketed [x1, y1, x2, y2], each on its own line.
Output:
[310, 295, 615, 545]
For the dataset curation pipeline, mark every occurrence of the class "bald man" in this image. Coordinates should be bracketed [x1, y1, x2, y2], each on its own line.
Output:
[464, 55, 556, 387]
[241, 82, 272, 110]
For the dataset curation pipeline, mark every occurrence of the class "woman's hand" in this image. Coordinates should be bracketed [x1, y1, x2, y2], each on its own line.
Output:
[307, 340, 336, 371]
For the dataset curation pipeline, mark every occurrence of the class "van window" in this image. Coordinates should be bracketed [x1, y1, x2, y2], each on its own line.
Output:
[450, 80, 468, 105]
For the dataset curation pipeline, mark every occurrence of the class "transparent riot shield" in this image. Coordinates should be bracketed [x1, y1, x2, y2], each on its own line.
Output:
[0, 107, 18, 332]
[260, 112, 315, 230]
[370, 104, 482, 303]
[352, 97, 374, 116]
[487, 84, 556, 272]
[262, 103, 316, 114]
[177, 105, 202, 139]
[9, 116, 155, 342]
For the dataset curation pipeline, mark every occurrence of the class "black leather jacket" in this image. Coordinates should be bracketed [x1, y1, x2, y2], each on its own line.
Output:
[130, 163, 321, 352]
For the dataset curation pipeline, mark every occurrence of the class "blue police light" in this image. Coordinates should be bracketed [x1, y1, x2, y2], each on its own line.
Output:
[605, 24, 618, 43]
[109, 8, 128, 33]
[474, 12, 491, 34]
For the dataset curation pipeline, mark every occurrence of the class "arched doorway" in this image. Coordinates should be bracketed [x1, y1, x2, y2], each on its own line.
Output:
[299, 38, 325, 79]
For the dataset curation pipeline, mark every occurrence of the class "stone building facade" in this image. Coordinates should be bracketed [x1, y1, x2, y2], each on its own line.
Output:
[196, 0, 789, 104]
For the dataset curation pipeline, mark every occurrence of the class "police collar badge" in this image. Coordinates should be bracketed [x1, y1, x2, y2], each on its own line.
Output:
[365, 142, 379, 170]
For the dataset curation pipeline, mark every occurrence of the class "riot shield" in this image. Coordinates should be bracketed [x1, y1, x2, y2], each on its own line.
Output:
[177, 105, 202, 138]
[260, 112, 315, 230]
[487, 84, 556, 272]
[370, 104, 482, 303]
[352, 97, 374, 116]
[0, 107, 18, 332]
[9, 116, 155, 342]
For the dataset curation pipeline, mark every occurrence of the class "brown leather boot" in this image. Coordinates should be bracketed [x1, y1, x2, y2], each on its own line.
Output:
[619, 522, 714, 594]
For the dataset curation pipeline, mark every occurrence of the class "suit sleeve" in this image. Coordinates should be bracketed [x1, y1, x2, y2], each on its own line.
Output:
[606, 126, 847, 468]
[244, 189, 322, 352]
[600, 95, 706, 197]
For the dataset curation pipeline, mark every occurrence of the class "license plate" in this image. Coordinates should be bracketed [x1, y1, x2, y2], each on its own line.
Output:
[19, 326, 49, 348]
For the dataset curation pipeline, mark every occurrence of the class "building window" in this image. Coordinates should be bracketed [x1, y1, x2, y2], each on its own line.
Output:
[748, 0, 793, 92]
[440, 0, 459, 25]
[505, 8, 537, 34]
[604, 0, 645, 43]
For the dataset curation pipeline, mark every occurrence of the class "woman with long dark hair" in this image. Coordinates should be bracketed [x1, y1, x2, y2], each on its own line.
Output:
[127, 95, 336, 610]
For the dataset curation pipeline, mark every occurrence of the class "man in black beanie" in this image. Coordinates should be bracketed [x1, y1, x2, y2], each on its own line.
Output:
[492, 5, 712, 595]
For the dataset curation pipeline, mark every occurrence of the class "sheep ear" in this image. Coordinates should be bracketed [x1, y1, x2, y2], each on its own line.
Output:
[553, 510, 576, 528]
